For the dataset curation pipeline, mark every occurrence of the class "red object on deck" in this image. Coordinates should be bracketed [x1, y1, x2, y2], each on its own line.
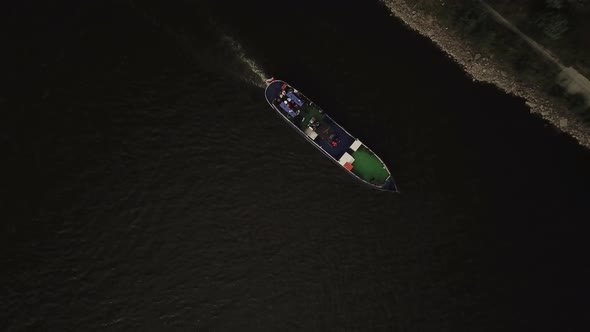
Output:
[344, 162, 353, 171]
[281, 83, 288, 90]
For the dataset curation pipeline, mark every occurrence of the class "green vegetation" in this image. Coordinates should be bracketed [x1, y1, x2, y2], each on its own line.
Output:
[351, 146, 390, 184]
[492, 0, 590, 72]
[405, 0, 590, 123]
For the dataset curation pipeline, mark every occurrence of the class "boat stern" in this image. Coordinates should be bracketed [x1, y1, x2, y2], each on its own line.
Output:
[264, 80, 286, 105]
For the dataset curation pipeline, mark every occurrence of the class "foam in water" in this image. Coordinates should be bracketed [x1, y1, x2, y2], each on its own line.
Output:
[128, 4, 268, 88]
[221, 35, 268, 88]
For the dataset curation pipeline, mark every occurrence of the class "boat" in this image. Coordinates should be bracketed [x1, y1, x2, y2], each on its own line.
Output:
[264, 78, 398, 192]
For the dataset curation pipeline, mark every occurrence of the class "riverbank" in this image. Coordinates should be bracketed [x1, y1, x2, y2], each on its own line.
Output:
[382, 0, 590, 148]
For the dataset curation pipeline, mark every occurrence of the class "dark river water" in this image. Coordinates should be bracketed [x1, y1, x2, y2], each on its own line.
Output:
[3, 0, 590, 330]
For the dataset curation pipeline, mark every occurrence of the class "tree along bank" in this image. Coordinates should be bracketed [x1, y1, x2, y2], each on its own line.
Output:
[382, 0, 590, 149]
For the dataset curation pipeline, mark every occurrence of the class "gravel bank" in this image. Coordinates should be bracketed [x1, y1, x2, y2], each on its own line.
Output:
[383, 0, 590, 148]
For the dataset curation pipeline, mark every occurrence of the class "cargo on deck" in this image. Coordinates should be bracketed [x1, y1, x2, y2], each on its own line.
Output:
[265, 79, 398, 192]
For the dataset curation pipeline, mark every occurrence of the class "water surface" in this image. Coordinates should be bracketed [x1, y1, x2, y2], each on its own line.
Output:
[2, 1, 589, 330]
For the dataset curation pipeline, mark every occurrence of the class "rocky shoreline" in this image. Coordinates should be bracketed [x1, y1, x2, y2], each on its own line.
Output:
[383, 0, 590, 149]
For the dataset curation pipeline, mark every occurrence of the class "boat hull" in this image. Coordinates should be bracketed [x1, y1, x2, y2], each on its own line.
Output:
[265, 80, 398, 192]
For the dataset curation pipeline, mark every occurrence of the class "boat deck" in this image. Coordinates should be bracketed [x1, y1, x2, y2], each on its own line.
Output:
[350, 145, 390, 184]
[266, 81, 355, 160]
[265, 80, 396, 191]
[314, 116, 354, 160]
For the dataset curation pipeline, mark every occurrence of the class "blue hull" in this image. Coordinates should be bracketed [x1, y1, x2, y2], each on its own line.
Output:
[265, 80, 398, 192]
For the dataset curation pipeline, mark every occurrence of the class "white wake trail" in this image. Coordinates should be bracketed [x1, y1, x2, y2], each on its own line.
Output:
[221, 35, 268, 88]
